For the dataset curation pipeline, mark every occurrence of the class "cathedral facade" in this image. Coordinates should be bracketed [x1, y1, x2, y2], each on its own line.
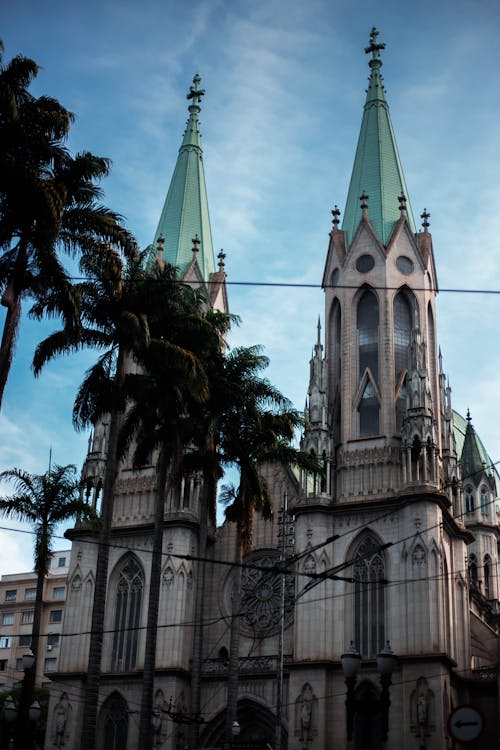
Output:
[46, 30, 500, 750]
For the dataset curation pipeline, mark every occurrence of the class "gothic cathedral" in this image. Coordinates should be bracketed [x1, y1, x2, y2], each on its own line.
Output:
[46, 29, 500, 750]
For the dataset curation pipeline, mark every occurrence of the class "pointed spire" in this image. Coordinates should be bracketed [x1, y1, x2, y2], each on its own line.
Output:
[461, 410, 487, 483]
[149, 74, 215, 281]
[342, 28, 416, 246]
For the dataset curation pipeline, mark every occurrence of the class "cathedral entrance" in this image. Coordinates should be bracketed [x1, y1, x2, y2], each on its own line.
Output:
[199, 698, 284, 749]
[352, 682, 383, 750]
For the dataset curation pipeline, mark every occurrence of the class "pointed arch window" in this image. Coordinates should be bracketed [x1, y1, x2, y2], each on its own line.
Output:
[357, 291, 379, 381]
[465, 486, 474, 514]
[353, 535, 385, 658]
[480, 486, 489, 516]
[469, 553, 478, 587]
[394, 292, 412, 432]
[484, 555, 492, 598]
[98, 692, 128, 750]
[112, 557, 143, 672]
[358, 380, 380, 437]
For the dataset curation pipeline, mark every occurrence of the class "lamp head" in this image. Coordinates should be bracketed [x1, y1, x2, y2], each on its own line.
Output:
[341, 641, 361, 678]
[376, 640, 397, 676]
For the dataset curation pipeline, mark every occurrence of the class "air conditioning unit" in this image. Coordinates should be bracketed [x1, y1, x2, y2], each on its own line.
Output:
[47, 645, 52, 652]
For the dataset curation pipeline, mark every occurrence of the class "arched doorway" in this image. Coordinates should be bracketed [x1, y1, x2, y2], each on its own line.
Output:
[353, 681, 383, 750]
[200, 698, 285, 749]
[97, 691, 128, 750]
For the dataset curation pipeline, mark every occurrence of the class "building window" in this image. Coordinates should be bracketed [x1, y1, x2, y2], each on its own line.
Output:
[24, 588, 36, 601]
[47, 634, 60, 647]
[480, 486, 489, 516]
[49, 610, 62, 623]
[99, 692, 129, 749]
[21, 611, 34, 625]
[358, 380, 380, 437]
[0, 637, 12, 648]
[484, 555, 492, 598]
[352, 535, 385, 658]
[44, 657, 57, 672]
[465, 486, 474, 514]
[53, 587, 65, 600]
[19, 635, 31, 647]
[469, 554, 478, 587]
[4, 590, 16, 602]
[393, 292, 412, 431]
[357, 290, 379, 381]
[15, 658, 23, 671]
[2, 613, 14, 626]
[112, 557, 143, 672]
[58, 557, 66, 568]
[0, 660, 6, 671]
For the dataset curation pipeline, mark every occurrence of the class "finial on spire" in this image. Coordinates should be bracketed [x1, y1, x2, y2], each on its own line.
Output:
[317, 316, 321, 345]
[187, 73, 205, 109]
[331, 205, 341, 228]
[191, 234, 200, 255]
[466, 408, 472, 423]
[360, 192, 369, 212]
[365, 27, 385, 68]
[218, 249, 226, 269]
[421, 209, 430, 232]
[398, 194, 407, 214]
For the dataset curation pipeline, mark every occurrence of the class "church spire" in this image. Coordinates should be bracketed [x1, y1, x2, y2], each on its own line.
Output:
[460, 410, 488, 483]
[342, 28, 416, 246]
[150, 74, 216, 281]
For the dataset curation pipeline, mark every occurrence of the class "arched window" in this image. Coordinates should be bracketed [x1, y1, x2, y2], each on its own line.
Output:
[358, 381, 380, 437]
[98, 692, 128, 750]
[465, 486, 474, 514]
[394, 292, 412, 432]
[353, 535, 385, 657]
[394, 292, 412, 378]
[112, 557, 143, 672]
[480, 486, 489, 516]
[484, 555, 492, 598]
[357, 291, 379, 381]
[469, 554, 478, 587]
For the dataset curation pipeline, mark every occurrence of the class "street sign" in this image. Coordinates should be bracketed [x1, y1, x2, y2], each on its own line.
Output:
[447, 705, 484, 745]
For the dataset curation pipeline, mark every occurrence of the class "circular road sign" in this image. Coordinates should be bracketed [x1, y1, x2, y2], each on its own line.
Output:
[447, 705, 484, 745]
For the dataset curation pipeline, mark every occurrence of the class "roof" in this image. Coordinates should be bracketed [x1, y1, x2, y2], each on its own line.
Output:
[453, 410, 500, 496]
[342, 28, 416, 247]
[148, 74, 215, 281]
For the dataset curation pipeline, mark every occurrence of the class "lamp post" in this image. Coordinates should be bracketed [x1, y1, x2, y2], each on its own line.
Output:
[376, 641, 397, 742]
[231, 720, 240, 749]
[341, 640, 397, 744]
[2, 695, 17, 749]
[341, 641, 361, 741]
[14, 648, 40, 750]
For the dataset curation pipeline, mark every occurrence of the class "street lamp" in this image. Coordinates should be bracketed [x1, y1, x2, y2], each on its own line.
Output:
[341, 642, 361, 741]
[341, 640, 397, 743]
[376, 641, 396, 741]
[231, 720, 240, 750]
[14, 648, 39, 750]
[3, 695, 17, 748]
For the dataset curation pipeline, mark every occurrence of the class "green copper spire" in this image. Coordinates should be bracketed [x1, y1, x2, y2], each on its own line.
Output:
[342, 28, 416, 246]
[151, 74, 215, 280]
[460, 410, 488, 481]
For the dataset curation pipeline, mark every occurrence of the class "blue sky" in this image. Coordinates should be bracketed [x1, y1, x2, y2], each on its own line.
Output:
[1, 0, 500, 572]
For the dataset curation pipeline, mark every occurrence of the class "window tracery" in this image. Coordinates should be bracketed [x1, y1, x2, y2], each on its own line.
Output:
[111, 557, 143, 672]
[352, 535, 385, 657]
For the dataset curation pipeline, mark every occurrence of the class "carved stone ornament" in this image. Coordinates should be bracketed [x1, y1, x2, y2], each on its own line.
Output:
[294, 683, 318, 746]
[52, 692, 72, 747]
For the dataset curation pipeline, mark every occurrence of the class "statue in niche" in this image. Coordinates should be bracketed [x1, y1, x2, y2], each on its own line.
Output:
[152, 690, 167, 747]
[53, 692, 71, 747]
[410, 677, 435, 745]
[294, 683, 318, 746]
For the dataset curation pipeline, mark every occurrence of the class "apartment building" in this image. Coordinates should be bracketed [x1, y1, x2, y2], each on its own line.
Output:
[0, 550, 70, 691]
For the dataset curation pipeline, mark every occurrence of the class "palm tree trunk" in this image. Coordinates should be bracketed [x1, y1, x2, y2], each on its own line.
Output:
[138, 446, 169, 749]
[0, 293, 21, 411]
[225, 528, 243, 741]
[188, 473, 213, 749]
[14, 549, 45, 750]
[81, 346, 127, 750]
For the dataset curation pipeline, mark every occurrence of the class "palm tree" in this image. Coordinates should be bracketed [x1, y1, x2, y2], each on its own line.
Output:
[0, 463, 94, 749]
[118, 267, 228, 749]
[0, 42, 135, 409]
[33, 246, 150, 750]
[216, 351, 321, 741]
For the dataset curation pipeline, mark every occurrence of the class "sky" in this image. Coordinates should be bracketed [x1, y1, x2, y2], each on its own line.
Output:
[1, 0, 500, 573]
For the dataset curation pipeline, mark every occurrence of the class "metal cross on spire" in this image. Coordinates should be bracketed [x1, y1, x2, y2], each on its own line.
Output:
[365, 27, 386, 64]
[187, 73, 205, 108]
